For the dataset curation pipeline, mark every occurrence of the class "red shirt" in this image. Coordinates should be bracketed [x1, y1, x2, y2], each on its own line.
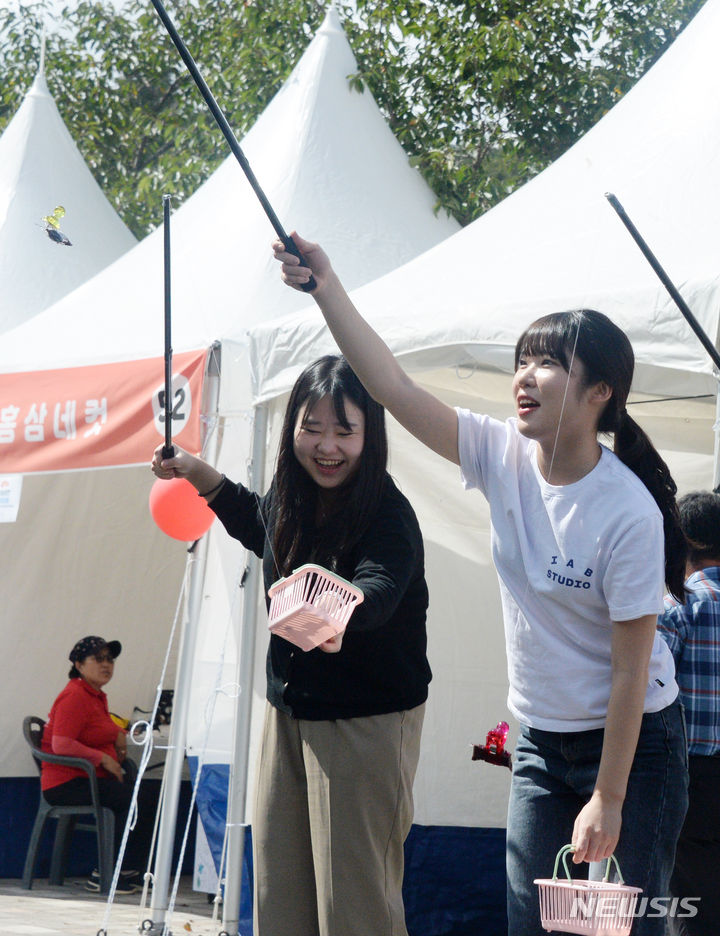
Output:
[41, 678, 121, 790]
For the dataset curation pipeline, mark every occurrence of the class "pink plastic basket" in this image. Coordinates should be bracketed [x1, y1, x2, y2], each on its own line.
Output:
[534, 846, 642, 936]
[267, 564, 364, 651]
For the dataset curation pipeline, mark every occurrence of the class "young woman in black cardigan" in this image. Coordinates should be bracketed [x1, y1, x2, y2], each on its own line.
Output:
[152, 355, 431, 936]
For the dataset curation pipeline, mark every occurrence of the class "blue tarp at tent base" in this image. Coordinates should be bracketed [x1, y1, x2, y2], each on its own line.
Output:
[0, 776, 196, 879]
[189, 759, 508, 935]
[404, 825, 507, 935]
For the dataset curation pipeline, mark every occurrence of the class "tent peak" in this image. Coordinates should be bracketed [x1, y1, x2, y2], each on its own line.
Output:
[28, 70, 50, 99]
[0, 24, 136, 334]
[318, 4, 343, 36]
[29, 37, 51, 100]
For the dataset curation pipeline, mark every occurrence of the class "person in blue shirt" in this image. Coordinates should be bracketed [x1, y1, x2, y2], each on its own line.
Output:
[659, 490, 720, 936]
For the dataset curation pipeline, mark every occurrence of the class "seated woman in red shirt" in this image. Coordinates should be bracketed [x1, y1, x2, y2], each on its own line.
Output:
[42, 635, 139, 892]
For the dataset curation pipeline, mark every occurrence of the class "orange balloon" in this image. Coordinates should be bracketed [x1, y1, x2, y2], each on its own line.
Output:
[149, 477, 215, 541]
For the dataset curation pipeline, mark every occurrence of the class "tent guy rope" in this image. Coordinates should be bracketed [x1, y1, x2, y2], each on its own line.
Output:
[95, 561, 190, 936]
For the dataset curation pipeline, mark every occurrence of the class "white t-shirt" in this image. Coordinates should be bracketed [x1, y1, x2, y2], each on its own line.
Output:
[457, 409, 678, 731]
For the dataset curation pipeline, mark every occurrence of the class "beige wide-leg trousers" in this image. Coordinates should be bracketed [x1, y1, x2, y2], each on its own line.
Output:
[252, 701, 425, 936]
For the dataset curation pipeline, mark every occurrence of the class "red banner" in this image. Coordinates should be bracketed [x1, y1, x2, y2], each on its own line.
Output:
[0, 349, 206, 473]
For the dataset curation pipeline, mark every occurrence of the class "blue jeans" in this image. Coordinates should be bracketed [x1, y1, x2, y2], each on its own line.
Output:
[506, 701, 688, 936]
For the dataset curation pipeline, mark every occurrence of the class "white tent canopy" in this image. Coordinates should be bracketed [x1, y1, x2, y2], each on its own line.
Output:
[0, 64, 136, 333]
[243, 0, 720, 835]
[0, 5, 458, 783]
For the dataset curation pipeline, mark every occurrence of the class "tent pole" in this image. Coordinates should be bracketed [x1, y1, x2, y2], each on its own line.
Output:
[713, 382, 720, 492]
[146, 540, 208, 934]
[221, 401, 268, 936]
[714, 323, 720, 493]
[146, 354, 222, 935]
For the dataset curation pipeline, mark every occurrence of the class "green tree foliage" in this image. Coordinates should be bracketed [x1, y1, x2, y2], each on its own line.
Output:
[0, 0, 327, 235]
[0, 0, 703, 237]
[342, 0, 704, 223]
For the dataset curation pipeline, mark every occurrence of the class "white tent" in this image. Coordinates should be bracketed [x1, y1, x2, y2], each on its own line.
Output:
[153, 3, 719, 929]
[0, 3, 458, 894]
[244, 0, 720, 884]
[0, 10, 457, 372]
[0, 62, 136, 332]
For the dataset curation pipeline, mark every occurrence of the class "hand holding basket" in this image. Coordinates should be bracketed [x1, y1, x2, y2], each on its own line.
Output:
[534, 844, 642, 935]
[268, 564, 364, 652]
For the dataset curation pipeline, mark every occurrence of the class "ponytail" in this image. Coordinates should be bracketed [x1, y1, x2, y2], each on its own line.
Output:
[613, 410, 687, 601]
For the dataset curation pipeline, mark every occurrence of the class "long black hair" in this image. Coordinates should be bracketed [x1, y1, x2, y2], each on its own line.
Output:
[272, 355, 388, 577]
[515, 309, 687, 600]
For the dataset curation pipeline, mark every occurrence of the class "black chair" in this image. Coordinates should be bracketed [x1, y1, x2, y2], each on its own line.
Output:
[22, 715, 137, 894]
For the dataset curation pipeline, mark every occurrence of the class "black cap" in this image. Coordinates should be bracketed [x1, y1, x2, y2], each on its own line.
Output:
[69, 636, 122, 664]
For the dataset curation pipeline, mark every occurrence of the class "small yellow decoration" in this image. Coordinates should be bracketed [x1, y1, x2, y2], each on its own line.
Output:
[42, 205, 66, 229]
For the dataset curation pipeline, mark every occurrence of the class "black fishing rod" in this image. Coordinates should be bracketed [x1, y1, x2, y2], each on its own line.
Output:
[605, 193, 720, 372]
[162, 194, 174, 459]
[150, 0, 316, 291]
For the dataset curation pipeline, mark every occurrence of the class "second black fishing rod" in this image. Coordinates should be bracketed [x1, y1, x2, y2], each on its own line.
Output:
[150, 0, 316, 291]
[606, 193, 720, 372]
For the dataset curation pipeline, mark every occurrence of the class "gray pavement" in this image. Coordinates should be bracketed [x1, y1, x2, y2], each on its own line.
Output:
[0, 876, 222, 936]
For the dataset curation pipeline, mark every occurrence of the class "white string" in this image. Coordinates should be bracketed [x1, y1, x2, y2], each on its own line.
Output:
[254, 489, 281, 580]
[510, 176, 603, 630]
[97, 368, 230, 934]
[544, 312, 583, 485]
[212, 816, 231, 924]
[158, 547, 250, 936]
[510, 313, 586, 630]
[134, 737, 167, 918]
[97, 558, 192, 935]
[169, 397, 265, 925]
[542, 158, 611, 482]
[155, 422, 249, 935]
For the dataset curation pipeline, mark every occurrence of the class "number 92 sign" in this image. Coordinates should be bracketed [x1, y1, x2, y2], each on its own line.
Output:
[151, 374, 193, 438]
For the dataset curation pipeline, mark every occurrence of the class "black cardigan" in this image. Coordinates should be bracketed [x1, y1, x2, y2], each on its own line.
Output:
[209, 473, 431, 720]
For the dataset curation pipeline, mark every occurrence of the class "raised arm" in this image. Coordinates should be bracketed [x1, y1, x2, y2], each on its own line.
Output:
[273, 233, 460, 465]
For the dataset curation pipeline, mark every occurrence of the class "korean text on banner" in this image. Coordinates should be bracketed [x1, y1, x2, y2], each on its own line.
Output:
[0, 349, 206, 474]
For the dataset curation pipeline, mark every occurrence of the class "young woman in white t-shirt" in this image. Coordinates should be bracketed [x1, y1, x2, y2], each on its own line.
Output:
[273, 235, 689, 936]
